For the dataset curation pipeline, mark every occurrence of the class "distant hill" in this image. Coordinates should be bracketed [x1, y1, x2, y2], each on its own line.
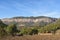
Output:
[1, 16, 57, 27]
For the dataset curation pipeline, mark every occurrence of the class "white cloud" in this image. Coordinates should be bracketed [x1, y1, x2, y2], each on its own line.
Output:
[31, 10, 60, 18]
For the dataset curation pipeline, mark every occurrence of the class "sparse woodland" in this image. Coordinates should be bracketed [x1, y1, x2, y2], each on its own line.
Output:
[0, 18, 60, 40]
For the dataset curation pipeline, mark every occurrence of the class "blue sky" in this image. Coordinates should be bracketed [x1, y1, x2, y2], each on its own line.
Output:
[0, 0, 60, 18]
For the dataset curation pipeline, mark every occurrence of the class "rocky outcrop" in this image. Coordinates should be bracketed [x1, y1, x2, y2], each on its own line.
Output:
[1, 16, 57, 27]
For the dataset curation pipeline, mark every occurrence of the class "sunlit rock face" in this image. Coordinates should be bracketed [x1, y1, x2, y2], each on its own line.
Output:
[1, 16, 57, 26]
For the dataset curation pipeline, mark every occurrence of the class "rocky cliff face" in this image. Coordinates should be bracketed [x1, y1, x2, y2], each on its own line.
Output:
[1, 16, 57, 27]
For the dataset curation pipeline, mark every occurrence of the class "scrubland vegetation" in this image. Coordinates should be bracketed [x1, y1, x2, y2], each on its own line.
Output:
[0, 19, 60, 40]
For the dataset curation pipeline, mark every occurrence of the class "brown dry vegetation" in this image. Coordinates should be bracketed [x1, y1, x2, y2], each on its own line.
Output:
[1, 35, 60, 40]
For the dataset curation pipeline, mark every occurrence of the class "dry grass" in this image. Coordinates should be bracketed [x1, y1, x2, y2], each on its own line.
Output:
[1, 35, 60, 40]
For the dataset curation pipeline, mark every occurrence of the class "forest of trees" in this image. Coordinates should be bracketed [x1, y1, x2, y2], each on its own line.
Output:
[0, 19, 60, 38]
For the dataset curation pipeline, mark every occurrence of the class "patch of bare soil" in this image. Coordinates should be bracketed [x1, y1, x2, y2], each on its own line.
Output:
[1, 35, 60, 40]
